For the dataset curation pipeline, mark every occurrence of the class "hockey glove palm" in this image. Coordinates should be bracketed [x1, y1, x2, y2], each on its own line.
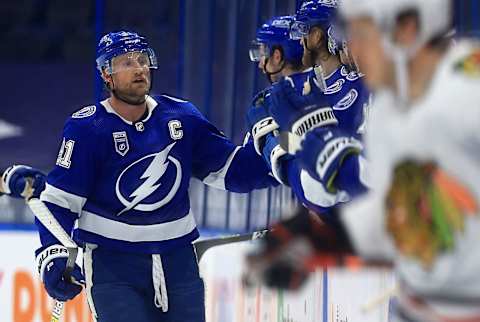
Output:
[1, 165, 46, 198]
[35, 245, 84, 301]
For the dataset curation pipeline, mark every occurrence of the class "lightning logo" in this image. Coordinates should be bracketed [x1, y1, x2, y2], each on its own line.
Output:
[116, 142, 182, 215]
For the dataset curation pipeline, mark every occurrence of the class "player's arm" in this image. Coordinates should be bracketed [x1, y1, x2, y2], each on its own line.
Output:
[190, 110, 278, 193]
[0, 165, 46, 198]
[268, 72, 369, 197]
[35, 118, 97, 301]
[245, 89, 292, 185]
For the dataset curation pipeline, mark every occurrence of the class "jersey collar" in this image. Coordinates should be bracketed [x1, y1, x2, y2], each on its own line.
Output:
[100, 95, 158, 125]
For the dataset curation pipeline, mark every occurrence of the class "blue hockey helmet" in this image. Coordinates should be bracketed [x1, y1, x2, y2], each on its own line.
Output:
[96, 30, 158, 75]
[291, 0, 342, 55]
[249, 15, 303, 65]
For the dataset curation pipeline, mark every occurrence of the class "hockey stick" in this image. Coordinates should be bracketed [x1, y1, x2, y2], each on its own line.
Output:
[25, 188, 79, 322]
[194, 229, 268, 262]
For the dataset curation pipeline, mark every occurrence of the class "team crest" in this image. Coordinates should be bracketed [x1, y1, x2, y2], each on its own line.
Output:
[333, 89, 358, 110]
[72, 105, 96, 118]
[455, 49, 480, 77]
[113, 131, 129, 156]
[386, 160, 478, 268]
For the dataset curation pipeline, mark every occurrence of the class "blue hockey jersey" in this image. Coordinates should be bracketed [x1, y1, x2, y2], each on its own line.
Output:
[285, 65, 370, 215]
[38, 95, 276, 253]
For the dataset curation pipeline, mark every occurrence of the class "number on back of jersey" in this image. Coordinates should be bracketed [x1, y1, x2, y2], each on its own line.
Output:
[56, 138, 75, 169]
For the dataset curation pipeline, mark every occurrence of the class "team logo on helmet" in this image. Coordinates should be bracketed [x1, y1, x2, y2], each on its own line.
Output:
[99, 34, 113, 47]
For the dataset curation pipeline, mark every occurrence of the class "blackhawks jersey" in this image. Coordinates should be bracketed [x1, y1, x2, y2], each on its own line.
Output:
[38, 95, 276, 254]
[341, 41, 480, 319]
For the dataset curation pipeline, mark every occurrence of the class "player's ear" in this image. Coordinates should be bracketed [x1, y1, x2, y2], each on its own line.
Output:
[309, 26, 324, 50]
[393, 9, 420, 47]
[101, 69, 113, 89]
[272, 48, 283, 65]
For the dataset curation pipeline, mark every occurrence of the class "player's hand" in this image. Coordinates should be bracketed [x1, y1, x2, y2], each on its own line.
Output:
[245, 206, 354, 290]
[246, 89, 279, 155]
[35, 245, 84, 301]
[1, 165, 46, 199]
[269, 69, 336, 132]
[297, 127, 363, 192]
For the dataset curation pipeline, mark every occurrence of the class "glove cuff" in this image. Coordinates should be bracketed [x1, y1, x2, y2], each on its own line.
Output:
[270, 145, 289, 185]
[291, 107, 338, 138]
[1, 165, 21, 194]
[36, 244, 69, 281]
[252, 117, 279, 155]
[316, 136, 363, 183]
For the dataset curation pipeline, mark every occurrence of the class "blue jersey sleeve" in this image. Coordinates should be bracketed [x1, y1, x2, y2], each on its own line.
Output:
[189, 110, 277, 192]
[37, 117, 100, 246]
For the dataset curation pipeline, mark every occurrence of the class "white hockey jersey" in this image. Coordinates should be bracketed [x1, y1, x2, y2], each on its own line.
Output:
[341, 41, 480, 321]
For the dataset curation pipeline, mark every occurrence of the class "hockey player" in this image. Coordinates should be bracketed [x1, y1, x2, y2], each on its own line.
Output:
[248, 0, 480, 320]
[34, 30, 278, 322]
[249, 15, 305, 84]
[0, 165, 45, 199]
[256, 0, 370, 216]
[247, 15, 322, 211]
[274, 0, 369, 199]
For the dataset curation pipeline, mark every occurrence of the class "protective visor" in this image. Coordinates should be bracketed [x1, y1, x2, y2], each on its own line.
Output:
[249, 41, 270, 62]
[290, 21, 310, 40]
[109, 49, 158, 74]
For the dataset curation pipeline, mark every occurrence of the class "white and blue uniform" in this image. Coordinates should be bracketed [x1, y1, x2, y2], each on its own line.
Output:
[285, 65, 370, 219]
[36, 94, 276, 321]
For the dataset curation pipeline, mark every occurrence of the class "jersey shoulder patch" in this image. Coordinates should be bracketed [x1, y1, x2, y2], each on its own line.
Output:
[72, 105, 96, 119]
[454, 49, 480, 78]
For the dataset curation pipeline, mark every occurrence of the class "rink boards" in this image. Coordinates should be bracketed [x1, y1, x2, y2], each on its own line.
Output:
[0, 231, 395, 322]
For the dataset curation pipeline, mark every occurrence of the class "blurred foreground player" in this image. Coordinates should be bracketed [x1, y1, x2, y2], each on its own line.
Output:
[248, 0, 480, 321]
[34, 30, 277, 322]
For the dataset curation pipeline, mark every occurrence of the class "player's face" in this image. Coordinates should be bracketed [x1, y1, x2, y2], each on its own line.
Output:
[346, 17, 390, 91]
[301, 27, 322, 67]
[259, 48, 283, 82]
[110, 52, 152, 100]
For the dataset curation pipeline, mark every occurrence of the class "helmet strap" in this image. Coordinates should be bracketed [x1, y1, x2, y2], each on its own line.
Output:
[263, 57, 286, 84]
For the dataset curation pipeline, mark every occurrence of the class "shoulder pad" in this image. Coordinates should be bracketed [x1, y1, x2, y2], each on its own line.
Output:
[72, 105, 96, 119]
[454, 49, 480, 78]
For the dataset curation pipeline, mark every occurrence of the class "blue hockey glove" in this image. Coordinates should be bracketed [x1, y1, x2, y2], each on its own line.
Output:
[35, 245, 84, 301]
[1, 165, 46, 198]
[246, 89, 279, 155]
[269, 68, 338, 153]
[262, 134, 293, 185]
[297, 127, 363, 193]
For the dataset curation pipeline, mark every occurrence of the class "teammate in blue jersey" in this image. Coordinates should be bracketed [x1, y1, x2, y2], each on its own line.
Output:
[269, 0, 370, 206]
[245, 0, 372, 289]
[34, 30, 277, 322]
[0, 165, 45, 199]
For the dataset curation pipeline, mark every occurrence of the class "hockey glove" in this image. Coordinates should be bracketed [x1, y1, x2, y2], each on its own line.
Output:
[269, 69, 338, 154]
[297, 127, 363, 193]
[1, 165, 46, 198]
[246, 89, 279, 155]
[35, 245, 84, 301]
[262, 134, 292, 185]
[245, 206, 354, 290]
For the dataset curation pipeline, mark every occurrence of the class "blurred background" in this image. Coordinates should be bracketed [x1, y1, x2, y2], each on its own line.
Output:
[0, 0, 478, 232]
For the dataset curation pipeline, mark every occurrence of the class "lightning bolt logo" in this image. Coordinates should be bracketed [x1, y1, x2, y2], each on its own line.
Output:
[117, 142, 176, 216]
